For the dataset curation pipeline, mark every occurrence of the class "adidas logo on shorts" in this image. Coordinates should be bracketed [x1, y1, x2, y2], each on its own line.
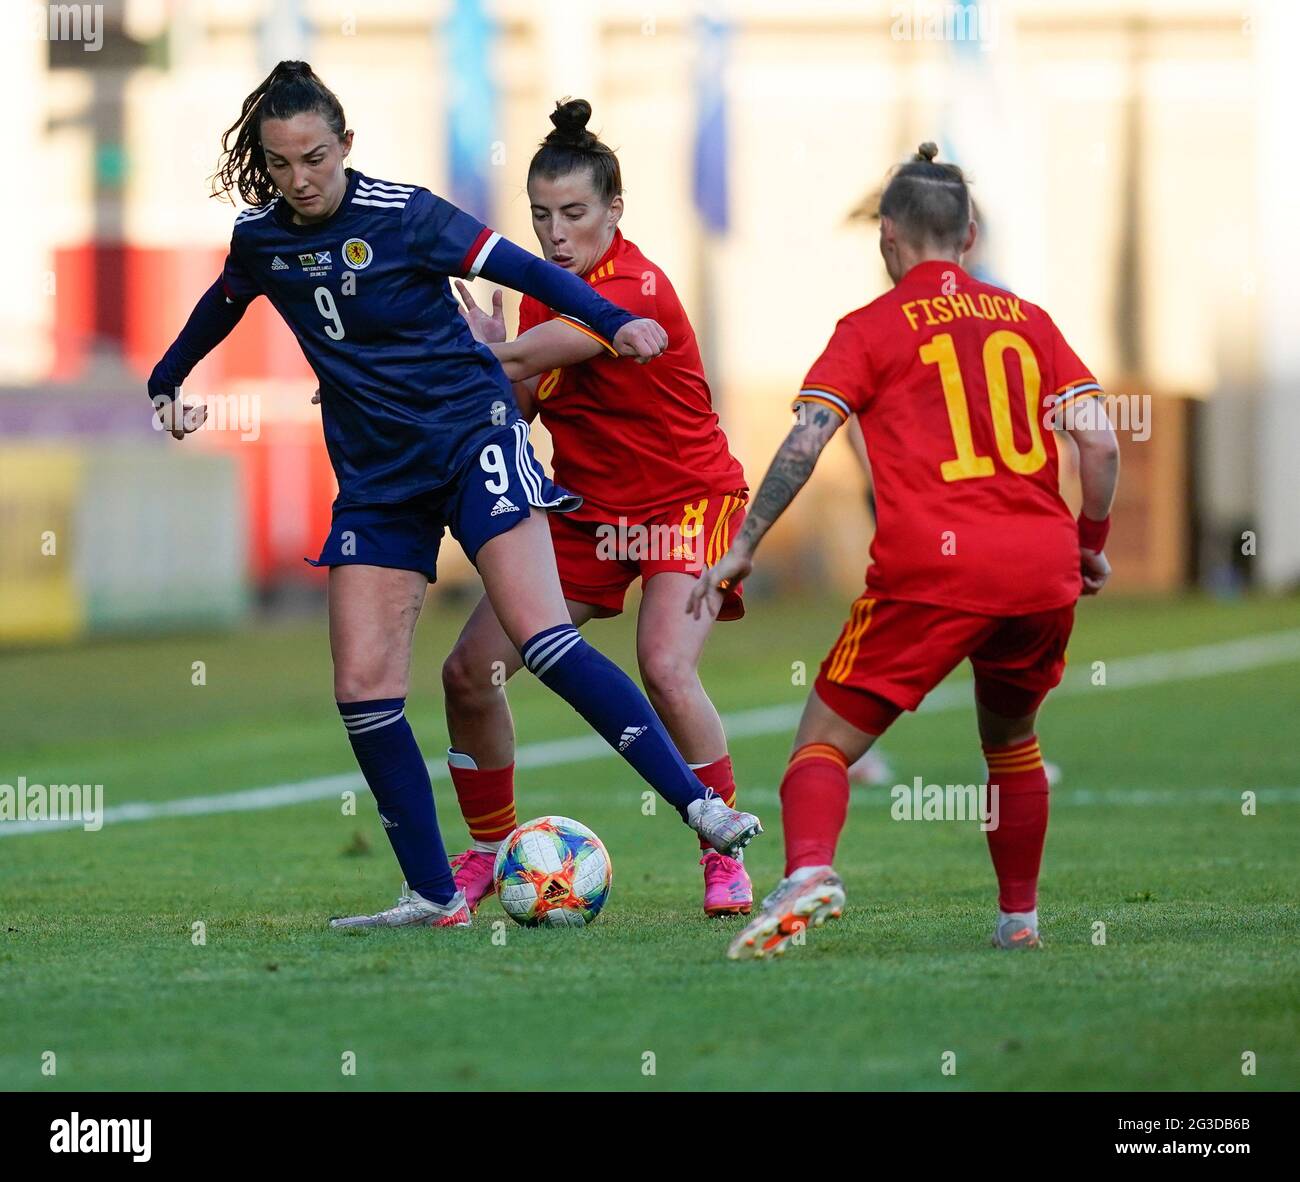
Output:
[490, 495, 519, 517]
[618, 725, 647, 751]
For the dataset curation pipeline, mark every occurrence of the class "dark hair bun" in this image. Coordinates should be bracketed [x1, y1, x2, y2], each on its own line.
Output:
[916, 141, 939, 162]
[275, 60, 312, 78]
[530, 98, 621, 203]
[548, 98, 596, 147]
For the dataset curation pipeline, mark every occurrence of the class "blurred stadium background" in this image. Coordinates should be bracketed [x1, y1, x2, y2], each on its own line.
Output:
[1, 0, 1296, 640]
[4, 0, 1300, 1095]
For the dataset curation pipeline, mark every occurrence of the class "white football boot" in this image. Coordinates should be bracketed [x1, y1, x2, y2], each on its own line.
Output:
[329, 882, 471, 929]
[687, 794, 763, 857]
[726, 865, 845, 960]
[991, 911, 1042, 949]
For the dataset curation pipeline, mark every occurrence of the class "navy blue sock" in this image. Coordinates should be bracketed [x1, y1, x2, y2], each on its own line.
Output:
[338, 698, 456, 905]
[520, 626, 708, 818]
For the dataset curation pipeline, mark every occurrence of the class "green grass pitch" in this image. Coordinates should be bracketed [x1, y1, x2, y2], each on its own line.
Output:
[1, 593, 1297, 1091]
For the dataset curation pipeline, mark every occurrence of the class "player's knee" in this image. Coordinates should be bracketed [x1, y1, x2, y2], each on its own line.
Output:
[639, 651, 701, 712]
[975, 686, 1040, 746]
[441, 644, 496, 705]
[333, 659, 406, 704]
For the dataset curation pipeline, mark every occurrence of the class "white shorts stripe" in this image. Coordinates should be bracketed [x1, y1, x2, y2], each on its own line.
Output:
[510, 420, 575, 512]
[466, 231, 501, 280]
[510, 422, 531, 500]
[512, 421, 544, 504]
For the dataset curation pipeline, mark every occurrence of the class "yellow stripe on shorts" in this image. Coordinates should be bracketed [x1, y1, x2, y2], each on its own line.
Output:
[828, 596, 877, 683]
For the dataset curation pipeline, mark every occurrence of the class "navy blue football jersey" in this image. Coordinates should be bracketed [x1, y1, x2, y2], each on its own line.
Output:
[224, 169, 520, 506]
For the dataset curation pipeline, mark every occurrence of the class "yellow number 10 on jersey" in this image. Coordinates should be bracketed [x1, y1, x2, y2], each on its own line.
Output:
[919, 330, 1047, 482]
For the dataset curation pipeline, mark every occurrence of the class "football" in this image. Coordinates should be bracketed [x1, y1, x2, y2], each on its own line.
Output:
[492, 816, 613, 927]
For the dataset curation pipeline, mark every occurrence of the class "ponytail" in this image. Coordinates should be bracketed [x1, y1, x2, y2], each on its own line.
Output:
[211, 60, 347, 206]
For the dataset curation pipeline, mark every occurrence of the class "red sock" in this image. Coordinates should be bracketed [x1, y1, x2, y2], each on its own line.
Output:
[983, 737, 1050, 913]
[448, 760, 517, 845]
[780, 743, 849, 875]
[692, 755, 737, 849]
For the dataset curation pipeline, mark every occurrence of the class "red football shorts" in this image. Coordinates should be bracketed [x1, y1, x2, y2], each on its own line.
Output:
[548, 491, 748, 619]
[814, 595, 1076, 735]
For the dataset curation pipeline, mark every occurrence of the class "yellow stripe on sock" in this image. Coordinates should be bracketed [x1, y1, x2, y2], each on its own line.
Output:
[463, 801, 517, 826]
[788, 742, 849, 771]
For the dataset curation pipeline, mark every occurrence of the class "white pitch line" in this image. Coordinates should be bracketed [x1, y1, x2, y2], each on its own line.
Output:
[735, 785, 1300, 808]
[3, 627, 1299, 839]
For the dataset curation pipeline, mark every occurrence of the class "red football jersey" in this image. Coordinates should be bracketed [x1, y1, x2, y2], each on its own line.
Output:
[799, 260, 1103, 616]
[518, 230, 745, 521]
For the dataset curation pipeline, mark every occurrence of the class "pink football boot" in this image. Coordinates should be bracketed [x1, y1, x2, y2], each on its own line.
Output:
[701, 850, 753, 916]
[450, 849, 498, 913]
[428, 896, 473, 928]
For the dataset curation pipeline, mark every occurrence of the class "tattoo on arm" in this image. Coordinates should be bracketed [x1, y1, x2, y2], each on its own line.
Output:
[735, 411, 840, 553]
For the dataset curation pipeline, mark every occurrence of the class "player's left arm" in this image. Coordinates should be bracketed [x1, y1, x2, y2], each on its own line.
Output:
[1063, 399, 1120, 595]
[149, 257, 258, 439]
[1043, 315, 1120, 595]
[486, 270, 661, 378]
[474, 237, 666, 364]
[687, 400, 845, 619]
[484, 319, 606, 382]
[453, 277, 602, 388]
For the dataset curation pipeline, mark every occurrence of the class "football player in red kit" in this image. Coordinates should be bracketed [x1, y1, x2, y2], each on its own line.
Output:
[690, 143, 1120, 958]
[443, 100, 754, 916]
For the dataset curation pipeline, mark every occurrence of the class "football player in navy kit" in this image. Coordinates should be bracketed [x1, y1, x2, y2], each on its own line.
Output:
[149, 61, 761, 929]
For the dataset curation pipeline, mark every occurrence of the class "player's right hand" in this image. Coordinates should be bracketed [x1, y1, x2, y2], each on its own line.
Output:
[1080, 547, 1111, 595]
[153, 396, 208, 440]
[613, 318, 668, 363]
[454, 280, 507, 344]
[688, 547, 753, 620]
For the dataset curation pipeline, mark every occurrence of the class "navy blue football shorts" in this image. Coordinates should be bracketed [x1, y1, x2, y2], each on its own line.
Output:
[307, 421, 582, 582]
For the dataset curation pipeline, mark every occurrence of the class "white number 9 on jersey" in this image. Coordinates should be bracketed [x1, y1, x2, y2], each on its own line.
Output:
[314, 286, 345, 340]
[480, 443, 509, 493]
